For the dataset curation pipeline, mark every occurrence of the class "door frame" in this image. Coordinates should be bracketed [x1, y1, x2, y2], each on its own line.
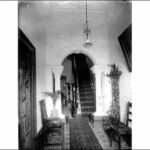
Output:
[18, 28, 37, 149]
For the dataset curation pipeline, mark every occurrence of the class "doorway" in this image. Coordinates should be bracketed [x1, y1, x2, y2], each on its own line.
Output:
[18, 29, 36, 149]
[61, 53, 95, 118]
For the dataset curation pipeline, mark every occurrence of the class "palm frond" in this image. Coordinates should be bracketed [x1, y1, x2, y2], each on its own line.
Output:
[42, 90, 62, 109]
[42, 90, 61, 99]
[42, 91, 55, 98]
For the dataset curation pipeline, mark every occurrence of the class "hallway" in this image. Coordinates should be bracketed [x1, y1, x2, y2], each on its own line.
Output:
[35, 54, 131, 150]
[18, 1, 132, 149]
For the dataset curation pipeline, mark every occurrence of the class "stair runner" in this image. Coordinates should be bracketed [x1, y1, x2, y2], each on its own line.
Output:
[75, 54, 96, 116]
[79, 80, 96, 116]
[69, 118, 102, 150]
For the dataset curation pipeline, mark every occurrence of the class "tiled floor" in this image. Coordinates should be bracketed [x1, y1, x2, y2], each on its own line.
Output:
[63, 123, 70, 150]
[90, 119, 131, 150]
[90, 119, 116, 149]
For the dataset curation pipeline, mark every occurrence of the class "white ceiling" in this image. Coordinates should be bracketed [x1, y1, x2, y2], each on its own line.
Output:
[18, 1, 131, 48]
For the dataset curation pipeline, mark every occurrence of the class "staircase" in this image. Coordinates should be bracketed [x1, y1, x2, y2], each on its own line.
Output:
[75, 54, 96, 116]
[79, 78, 96, 116]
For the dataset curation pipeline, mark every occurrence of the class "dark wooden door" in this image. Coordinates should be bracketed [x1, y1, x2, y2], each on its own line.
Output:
[18, 29, 36, 150]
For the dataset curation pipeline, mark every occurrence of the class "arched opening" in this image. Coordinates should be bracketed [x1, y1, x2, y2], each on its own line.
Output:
[60, 50, 96, 66]
[60, 53, 96, 119]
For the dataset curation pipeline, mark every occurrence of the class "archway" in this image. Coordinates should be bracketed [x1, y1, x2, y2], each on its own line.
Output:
[61, 53, 96, 119]
[60, 50, 96, 66]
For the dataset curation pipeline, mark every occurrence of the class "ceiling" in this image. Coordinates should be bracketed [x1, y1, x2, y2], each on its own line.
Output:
[18, 1, 131, 49]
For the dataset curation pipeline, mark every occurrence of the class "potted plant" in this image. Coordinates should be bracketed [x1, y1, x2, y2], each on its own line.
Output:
[42, 90, 61, 118]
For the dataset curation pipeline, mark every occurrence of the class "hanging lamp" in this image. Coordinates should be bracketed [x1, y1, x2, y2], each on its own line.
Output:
[83, 0, 93, 48]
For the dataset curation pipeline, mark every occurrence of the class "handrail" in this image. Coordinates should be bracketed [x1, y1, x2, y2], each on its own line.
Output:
[73, 55, 81, 114]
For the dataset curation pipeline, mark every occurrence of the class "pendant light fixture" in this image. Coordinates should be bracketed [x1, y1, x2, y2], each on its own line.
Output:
[83, 0, 93, 48]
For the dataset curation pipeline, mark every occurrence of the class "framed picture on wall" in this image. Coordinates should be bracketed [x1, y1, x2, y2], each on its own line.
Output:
[118, 24, 132, 72]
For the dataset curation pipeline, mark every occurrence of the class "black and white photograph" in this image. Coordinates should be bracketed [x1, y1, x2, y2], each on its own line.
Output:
[18, 1, 132, 149]
[1, 0, 150, 150]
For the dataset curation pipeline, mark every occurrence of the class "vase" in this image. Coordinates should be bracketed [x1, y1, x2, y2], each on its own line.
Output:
[51, 109, 58, 118]
[50, 109, 62, 128]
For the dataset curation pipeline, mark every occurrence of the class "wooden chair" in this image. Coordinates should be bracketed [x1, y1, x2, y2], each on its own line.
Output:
[39, 99, 49, 128]
[126, 102, 132, 127]
[34, 99, 50, 149]
[35, 99, 63, 149]
[109, 102, 132, 149]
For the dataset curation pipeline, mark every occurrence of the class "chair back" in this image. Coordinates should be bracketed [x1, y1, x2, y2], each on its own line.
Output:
[39, 99, 48, 126]
[126, 102, 132, 127]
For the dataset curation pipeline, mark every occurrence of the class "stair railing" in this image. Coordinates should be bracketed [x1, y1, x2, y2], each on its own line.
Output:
[73, 55, 81, 114]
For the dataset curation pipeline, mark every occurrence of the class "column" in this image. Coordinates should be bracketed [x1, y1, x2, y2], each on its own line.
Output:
[46, 66, 53, 92]
[45, 66, 54, 118]
[52, 65, 64, 119]
[91, 65, 104, 117]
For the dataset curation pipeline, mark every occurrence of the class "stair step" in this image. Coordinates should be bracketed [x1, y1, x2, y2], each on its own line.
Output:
[80, 97, 95, 100]
[80, 101, 95, 104]
[80, 87, 95, 91]
[80, 103, 95, 107]
[80, 95, 95, 98]
[81, 112, 95, 116]
[79, 85, 91, 88]
[81, 112, 94, 114]
[79, 87, 92, 90]
[79, 80, 91, 83]
[80, 94, 95, 97]
[79, 87, 91, 90]
[80, 89, 94, 92]
[80, 99, 95, 102]
[80, 100, 95, 103]
[81, 111, 95, 114]
[79, 84, 91, 87]
[80, 96, 95, 98]
[80, 90, 95, 93]
[79, 89, 93, 92]
[80, 100, 95, 104]
[80, 92, 95, 95]
[81, 107, 95, 112]
[81, 104, 95, 107]
[81, 105, 95, 108]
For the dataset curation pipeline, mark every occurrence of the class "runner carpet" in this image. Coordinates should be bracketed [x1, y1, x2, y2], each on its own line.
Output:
[69, 118, 103, 150]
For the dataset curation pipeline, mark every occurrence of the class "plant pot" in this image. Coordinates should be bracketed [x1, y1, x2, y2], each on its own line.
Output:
[51, 109, 58, 118]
